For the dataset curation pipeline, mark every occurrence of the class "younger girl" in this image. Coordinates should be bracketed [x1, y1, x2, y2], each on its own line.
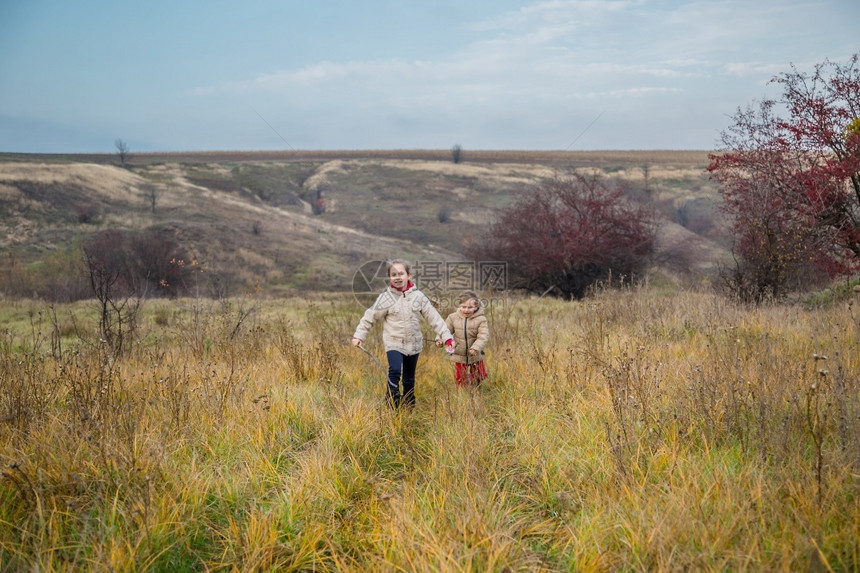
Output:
[352, 259, 454, 408]
[437, 290, 489, 387]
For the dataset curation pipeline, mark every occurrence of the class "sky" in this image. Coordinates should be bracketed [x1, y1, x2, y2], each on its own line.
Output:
[1, 0, 858, 153]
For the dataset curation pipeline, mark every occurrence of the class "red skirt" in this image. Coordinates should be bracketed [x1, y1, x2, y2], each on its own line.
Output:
[454, 361, 488, 387]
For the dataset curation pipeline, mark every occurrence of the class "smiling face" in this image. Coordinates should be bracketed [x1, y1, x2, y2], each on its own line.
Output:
[458, 299, 478, 317]
[388, 263, 410, 289]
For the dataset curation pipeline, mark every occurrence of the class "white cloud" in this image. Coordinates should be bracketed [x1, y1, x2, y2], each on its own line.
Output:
[474, 0, 635, 32]
[189, 1, 641, 91]
[723, 61, 790, 77]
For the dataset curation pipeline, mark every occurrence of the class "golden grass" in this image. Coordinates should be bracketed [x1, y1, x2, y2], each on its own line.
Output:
[606, 165, 709, 182]
[371, 159, 556, 182]
[1, 287, 858, 570]
[0, 162, 143, 202]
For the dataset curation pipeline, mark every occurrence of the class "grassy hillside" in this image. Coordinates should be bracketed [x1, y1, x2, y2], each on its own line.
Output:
[0, 150, 727, 297]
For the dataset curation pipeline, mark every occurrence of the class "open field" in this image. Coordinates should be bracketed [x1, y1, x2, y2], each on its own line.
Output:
[1, 286, 858, 570]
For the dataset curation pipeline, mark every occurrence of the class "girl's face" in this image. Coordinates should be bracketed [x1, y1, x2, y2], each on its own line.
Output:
[388, 263, 410, 289]
[458, 299, 478, 317]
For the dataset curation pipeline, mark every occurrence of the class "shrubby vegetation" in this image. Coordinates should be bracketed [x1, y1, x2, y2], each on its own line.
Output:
[83, 228, 197, 298]
[470, 172, 656, 299]
[1, 229, 210, 303]
[709, 52, 860, 302]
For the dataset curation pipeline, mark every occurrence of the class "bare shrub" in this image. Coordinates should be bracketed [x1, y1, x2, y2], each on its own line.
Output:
[0, 328, 62, 433]
[719, 246, 830, 304]
[115, 138, 130, 167]
[83, 238, 141, 358]
[451, 144, 464, 164]
[130, 228, 196, 296]
[74, 202, 100, 224]
[141, 183, 161, 214]
[82, 228, 197, 299]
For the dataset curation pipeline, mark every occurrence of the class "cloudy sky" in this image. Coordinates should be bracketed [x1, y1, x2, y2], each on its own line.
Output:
[1, 0, 857, 153]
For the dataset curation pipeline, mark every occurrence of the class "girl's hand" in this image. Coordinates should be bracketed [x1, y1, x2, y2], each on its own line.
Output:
[468, 348, 478, 356]
[435, 339, 443, 348]
[352, 337, 363, 347]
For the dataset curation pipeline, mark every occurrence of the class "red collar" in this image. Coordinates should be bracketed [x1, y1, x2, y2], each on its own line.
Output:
[392, 281, 414, 293]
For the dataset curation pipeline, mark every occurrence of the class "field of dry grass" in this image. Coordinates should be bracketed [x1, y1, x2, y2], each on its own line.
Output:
[1, 286, 857, 570]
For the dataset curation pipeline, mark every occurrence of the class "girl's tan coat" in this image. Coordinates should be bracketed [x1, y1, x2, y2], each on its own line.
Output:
[443, 306, 488, 364]
[353, 285, 452, 356]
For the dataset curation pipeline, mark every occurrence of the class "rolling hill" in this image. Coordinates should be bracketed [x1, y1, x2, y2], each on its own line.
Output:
[0, 150, 729, 298]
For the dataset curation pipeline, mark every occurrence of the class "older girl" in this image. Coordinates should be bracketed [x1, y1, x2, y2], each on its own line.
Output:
[352, 259, 454, 408]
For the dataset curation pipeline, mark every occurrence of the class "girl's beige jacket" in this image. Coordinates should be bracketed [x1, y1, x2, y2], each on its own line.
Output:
[353, 285, 452, 356]
[442, 306, 489, 365]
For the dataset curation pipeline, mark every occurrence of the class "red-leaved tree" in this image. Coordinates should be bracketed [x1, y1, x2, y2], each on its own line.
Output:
[469, 172, 656, 299]
[708, 53, 860, 301]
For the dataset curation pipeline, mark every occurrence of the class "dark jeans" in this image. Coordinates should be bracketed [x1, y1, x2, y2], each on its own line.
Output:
[386, 351, 420, 408]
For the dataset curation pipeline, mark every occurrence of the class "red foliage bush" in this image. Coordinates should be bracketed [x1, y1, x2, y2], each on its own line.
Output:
[709, 53, 860, 300]
[469, 172, 656, 299]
